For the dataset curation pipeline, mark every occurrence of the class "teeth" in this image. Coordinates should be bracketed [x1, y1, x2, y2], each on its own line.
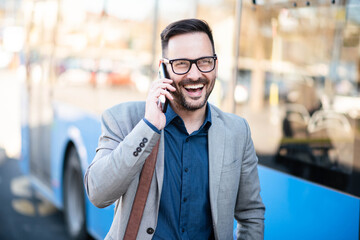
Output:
[184, 84, 204, 89]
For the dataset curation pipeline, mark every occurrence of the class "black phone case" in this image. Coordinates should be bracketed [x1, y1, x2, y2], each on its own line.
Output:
[158, 63, 169, 113]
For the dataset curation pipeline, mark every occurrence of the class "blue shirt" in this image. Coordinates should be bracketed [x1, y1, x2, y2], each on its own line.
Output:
[145, 104, 214, 239]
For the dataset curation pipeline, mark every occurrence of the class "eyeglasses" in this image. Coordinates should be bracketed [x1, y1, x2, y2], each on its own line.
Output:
[163, 55, 217, 75]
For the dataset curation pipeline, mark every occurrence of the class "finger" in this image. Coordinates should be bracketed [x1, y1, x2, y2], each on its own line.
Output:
[156, 83, 176, 92]
[153, 88, 173, 101]
[150, 82, 175, 96]
[151, 88, 165, 100]
[153, 78, 172, 85]
[161, 89, 174, 100]
[149, 80, 171, 92]
[158, 88, 173, 99]
[158, 77, 173, 83]
[164, 90, 174, 100]
[166, 84, 176, 92]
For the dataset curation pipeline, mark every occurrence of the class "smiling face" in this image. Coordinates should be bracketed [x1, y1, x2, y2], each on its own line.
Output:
[165, 32, 217, 112]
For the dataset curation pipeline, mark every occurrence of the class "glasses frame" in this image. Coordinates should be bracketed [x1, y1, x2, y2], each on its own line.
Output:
[163, 54, 217, 75]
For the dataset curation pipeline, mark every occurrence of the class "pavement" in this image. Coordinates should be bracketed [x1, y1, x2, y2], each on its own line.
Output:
[0, 148, 72, 240]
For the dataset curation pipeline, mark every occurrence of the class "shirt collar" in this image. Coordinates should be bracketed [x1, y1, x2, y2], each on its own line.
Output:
[165, 103, 212, 131]
[165, 104, 179, 127]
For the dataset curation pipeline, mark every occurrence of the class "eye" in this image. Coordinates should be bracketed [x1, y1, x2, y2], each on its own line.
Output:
[173, 60, 189, 67]
[198, 58, 213, 65]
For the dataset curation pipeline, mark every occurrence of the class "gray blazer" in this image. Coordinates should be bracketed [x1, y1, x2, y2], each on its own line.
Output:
[85, 101, 265, 240]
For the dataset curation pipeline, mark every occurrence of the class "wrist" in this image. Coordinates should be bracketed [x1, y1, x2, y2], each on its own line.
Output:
[143, 118, 161, 134]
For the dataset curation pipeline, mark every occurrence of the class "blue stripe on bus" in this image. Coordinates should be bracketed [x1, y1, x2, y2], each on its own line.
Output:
[258, 165, 359, 240]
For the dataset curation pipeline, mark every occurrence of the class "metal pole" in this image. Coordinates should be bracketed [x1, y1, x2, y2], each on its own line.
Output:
[151, 0, 160, 79]
[232, 0, 242, 114]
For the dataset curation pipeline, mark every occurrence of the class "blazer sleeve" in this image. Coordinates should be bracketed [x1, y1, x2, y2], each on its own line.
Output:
[235, 119, 265, 240]
[84, 108, 160, 208]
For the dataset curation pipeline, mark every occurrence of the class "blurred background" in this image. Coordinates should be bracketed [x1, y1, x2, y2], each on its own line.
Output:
[0, 0, 359, 239]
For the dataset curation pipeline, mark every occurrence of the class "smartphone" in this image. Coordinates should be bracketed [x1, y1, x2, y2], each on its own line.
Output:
[158, 63, 169, 113]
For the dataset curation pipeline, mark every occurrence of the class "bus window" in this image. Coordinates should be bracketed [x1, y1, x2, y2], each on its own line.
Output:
[236, 0, 360, 197]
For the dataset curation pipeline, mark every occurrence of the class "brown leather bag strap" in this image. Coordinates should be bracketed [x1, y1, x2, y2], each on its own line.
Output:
[123, 139, 160, 240]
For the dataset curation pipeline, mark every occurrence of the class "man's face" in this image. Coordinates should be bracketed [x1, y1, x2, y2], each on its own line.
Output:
[165, 32, 217, 112]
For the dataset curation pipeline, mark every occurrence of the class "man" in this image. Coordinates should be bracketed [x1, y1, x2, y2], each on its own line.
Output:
[85, 19, 265, 240]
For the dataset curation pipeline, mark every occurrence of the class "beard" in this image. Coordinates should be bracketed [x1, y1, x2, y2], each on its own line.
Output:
[172, 77, 215, 111]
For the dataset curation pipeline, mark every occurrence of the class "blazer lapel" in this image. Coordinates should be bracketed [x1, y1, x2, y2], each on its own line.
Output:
[208, 106, 225, 225]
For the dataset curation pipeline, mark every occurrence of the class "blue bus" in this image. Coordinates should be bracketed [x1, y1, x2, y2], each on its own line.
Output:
[20, 0, 359, 239]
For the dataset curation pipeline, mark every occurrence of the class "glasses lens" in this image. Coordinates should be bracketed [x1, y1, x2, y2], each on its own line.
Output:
[170, 56, 216, 74]
[197, 57, 215, 72]
[172, 59, 191, 74]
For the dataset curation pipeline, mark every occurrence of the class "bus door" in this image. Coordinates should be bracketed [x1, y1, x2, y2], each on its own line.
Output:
[27, 56, 53, 187]
[25, 0, 58, 188]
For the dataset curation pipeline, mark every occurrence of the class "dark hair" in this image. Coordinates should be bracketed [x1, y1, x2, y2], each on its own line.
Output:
[160, 18, 215, 57]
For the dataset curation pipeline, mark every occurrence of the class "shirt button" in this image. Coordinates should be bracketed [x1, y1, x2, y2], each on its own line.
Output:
[185, 138, 189, 142]
[136, 147, 142, 152]
[182, 228, 185, 233]
[183, 198, 187, 202]
[146, 228, 154, 234]
[133, 151, 138, 157]
[139, 142, 145, 147]
[184, 168, 189, 172]
[142, 138, 148, 143]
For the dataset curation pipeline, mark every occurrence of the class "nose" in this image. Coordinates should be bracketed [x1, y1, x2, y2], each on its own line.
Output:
[186, 62, 202, 80]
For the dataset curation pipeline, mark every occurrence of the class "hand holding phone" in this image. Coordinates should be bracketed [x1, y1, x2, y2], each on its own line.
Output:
[145, 62, 174, 130]
[158, 63, 170, 113]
